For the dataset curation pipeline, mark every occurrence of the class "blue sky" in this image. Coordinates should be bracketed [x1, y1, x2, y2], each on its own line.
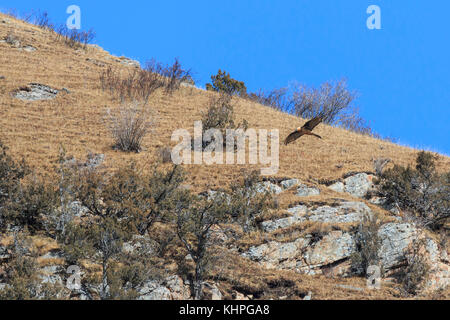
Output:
[3, 1, 450, 155]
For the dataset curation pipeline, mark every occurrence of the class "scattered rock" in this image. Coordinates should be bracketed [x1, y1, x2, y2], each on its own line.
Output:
[0, 75, 5, 80]
[139, 276, 191, 300]
[296, 184, 320, 197]
[14, 83, 59, 101]
[139, 281, 172, 300]
[119, 57, 140, 68]
[301, 231, 355, 270]
[86, 58, 106, 67]
[280, 179, 300, 190]
[378, 223, 417, 270]
[344, 173, 374, 198]
[308, 202, 372, 224]
[21, 45, 36, 52]
[256, 181, 283, 195]
[261, 205, 307, 232]
[328, 181, 345, 193]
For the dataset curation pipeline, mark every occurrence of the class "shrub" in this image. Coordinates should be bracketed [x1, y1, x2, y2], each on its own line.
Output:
[248, 88, 292, 112]
[105, 102, 154, 153]
[201, 94, 248, 149]
[373, 158, 391, 176]
[60, 163, 186, 299]
[351, 213, 383, 276]
[228, 170, 274, 233]
[378, 151, 449, 230]
[175, 192, 229, 300]
[0, 142, 29, 231]
[55, 25, 95, 49]
[163, 58, 193, 94]
[206, 70, 247, 97]
[291, 79, 356, 124]
[398, 238, 430, 296]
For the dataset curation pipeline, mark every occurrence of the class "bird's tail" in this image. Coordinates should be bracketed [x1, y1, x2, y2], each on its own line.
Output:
[311, 133, 322, 139]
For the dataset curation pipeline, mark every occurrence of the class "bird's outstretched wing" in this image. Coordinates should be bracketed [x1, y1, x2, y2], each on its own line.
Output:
[284, 130, 304, 145]
[302, 116, 323, 131]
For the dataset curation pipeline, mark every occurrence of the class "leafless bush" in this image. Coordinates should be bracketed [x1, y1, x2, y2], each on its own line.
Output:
[105, 103, 154, 153]
[100, 60, 168, 105]
[373, 158, 391, 176]
[55, 25, 95, 49]
[163, 58, 193, 94]
[291, 79, 356, 124]
[32, 11, 54, 31]
[398, 238, 430, 296]
[248, 88, 292, 112]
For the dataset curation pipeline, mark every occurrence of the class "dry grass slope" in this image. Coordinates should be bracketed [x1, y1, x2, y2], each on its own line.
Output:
[0, 13, 449, 300]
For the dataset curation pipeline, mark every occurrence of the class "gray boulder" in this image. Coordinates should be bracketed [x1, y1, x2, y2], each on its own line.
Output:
[297, 184, 320, 197]
[328, 181, 345, 193]
[14, 83, 59, 101]
[281, 179, 300, 190]
[378, 223, 417, 270]
[261, 205, 307, 232]
[256, 181, 283, 195]
[344, 173, 374, 198]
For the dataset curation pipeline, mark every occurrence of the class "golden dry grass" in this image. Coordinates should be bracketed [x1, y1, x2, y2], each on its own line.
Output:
[1, 13, 449, 193]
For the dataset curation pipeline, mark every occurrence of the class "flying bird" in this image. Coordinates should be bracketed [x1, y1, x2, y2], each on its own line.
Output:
[284, 116, 323, 145]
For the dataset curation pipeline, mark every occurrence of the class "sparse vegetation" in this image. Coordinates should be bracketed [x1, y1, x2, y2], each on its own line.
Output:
[201, 94, 248, 149]
[175, 192, 229, 300]
[397, 237, 430, 296]
[248, 88, 292, 113]
[228, 170, 273, 233]
[105, 102, 154, 153]
[351, 213, 383, 276]
[378, 151, 450, 230]
[206, 70, 247, 97]
[100, 59, 192, 104]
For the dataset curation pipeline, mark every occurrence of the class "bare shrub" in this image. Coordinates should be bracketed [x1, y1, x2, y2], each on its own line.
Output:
[100, 60, 166, 105]
[373, 158, 391, 176]
[291, 79, 356, 124]
[248, 88, 292, 112]
[351, 213, 383, 276]
[163, 58, 193, 94]
[55, 25, 95, 49]
[105, 103, 154, 153]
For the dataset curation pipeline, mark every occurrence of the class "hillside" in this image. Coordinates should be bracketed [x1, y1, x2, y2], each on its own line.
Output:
[0, 13, 449, 300]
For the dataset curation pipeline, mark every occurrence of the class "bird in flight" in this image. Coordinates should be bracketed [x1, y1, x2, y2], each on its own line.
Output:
[284, 116, 323, 145]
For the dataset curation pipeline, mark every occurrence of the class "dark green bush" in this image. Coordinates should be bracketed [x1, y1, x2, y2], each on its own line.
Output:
[206, 70, 247, 97]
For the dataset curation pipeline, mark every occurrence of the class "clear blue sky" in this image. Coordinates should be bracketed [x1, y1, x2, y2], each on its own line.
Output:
[4, 1, 450, 155]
